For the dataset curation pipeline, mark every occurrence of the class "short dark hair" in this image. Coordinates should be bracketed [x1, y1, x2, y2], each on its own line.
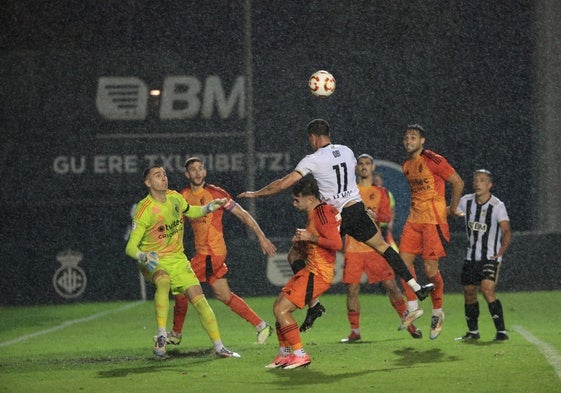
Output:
[405, 124, 426, 138]
[184, 156, 204, 171]
[307, 119, 330, 136]
[292, 175, 320, 199]
[143, 165, 163, 180]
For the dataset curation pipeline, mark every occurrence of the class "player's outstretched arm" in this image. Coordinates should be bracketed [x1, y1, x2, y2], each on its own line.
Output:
[184, 198, 228, 219]
[204, 198, 227, 214]
[231, 204, 277, 256]
[238, 171, 302, 199]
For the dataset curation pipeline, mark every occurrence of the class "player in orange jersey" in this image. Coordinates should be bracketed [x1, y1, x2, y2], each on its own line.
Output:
[399, 124, 465, 340]
[166, 157, 277, 346]
[266, 175, 342, 369]
[341, 154, 421, 343]
[372, 171, 398, 251]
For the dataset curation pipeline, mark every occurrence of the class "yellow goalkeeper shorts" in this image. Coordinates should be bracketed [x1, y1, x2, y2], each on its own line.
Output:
[145, 254, 201, 295]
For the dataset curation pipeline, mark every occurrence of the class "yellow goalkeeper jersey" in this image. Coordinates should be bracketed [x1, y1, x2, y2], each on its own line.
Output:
[126, 190, 189, 259]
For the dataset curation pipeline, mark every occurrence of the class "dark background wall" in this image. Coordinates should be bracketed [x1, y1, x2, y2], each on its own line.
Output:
[1, 1, 557, 305]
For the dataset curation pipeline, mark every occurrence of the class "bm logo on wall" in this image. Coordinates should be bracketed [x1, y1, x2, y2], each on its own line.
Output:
[53, 250, 87, 299]
[96, 76, 245, 120]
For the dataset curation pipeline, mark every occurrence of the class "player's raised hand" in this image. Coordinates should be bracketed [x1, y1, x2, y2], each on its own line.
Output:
[294, 228, 315, 242]
[259, 237, 277, 257]
[237, 191, 256, 199]
[448, 206, 465, 218]
[204, 198, 227, 214]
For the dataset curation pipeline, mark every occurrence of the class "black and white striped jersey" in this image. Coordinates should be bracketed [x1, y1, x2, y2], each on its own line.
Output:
[458, 193, 510, 262]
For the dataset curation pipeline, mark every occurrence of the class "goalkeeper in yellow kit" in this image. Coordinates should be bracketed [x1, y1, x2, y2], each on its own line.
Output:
[126, 165, 240, 359]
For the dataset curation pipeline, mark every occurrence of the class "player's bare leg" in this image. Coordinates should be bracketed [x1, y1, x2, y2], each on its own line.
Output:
[168, 294, 188, 345]
[268, 293, 311, 369]
[382, 279, 422, 339]
[184, 285, 240, 358]
[288, 246, 325, 332]
[212, 278, 272, 343]
[363, 231, 434, 300]
[422, 259, 445, 339]
[398, 252, 427, 330]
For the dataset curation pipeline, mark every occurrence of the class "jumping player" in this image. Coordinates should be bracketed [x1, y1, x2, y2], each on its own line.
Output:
[239, 119, 434, 332]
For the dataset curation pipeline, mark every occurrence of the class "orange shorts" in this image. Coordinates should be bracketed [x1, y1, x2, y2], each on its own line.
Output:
[342, 251, 395, 284]
[399, 221, 449, 260]
[282, 269, 332, 309]
[190, 254, 229, 286]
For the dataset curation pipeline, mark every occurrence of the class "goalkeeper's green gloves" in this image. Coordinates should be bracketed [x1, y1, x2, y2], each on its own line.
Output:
[136, 251, 160, 272]
[203, 198, 227, 215]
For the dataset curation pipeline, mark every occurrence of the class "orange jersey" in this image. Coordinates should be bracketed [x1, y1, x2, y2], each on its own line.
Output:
[402, 149, 456, 224]
[344, 183, 391, 253]
[179, 184, 236, 256]
[300, 203, 342, 283]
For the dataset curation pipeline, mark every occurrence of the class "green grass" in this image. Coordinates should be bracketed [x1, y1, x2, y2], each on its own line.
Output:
[1, 292, 560, 392]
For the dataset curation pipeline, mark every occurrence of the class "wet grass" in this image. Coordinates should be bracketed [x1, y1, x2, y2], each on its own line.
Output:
[1, 291, 560, 392]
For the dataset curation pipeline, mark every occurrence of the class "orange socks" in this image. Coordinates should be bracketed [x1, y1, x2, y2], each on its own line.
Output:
[226, 292, 262, 327]
[280, 322, 303, 351]
[347, 311, 360, 330]
[390, 297, 407, 318]
[172, 294, 189, 334]
[428, 271, 444, 309]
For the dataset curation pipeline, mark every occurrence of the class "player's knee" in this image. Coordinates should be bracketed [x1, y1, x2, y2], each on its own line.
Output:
[275, 307, 293, 322]
[346, 283, 360, 297]
[219, 291, 234, 304]
[480, 285, 496, 302]
[383, 281, 401, 296]
[365, 233, 386, 252]
[463, 286, 478, 302]
[174, 294, 188, 312]
[424, 262, 440, 278]
[273, 303, 285, 320]
[153, 272, 170, 287]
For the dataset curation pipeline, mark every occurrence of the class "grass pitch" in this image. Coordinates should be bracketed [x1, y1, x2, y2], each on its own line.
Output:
[1, 291, 560, 392]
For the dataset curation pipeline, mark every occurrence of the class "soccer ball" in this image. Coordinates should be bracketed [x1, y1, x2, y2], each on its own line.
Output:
[308, 70, 336, 98]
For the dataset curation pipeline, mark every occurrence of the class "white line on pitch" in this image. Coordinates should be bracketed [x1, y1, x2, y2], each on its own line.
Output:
[0, 301, 144, 348]
[512, 325, 561, 380]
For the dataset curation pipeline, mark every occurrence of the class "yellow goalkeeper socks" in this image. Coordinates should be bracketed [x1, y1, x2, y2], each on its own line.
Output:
[191, 294, 221, 343]
[153, 274, 171, 331]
